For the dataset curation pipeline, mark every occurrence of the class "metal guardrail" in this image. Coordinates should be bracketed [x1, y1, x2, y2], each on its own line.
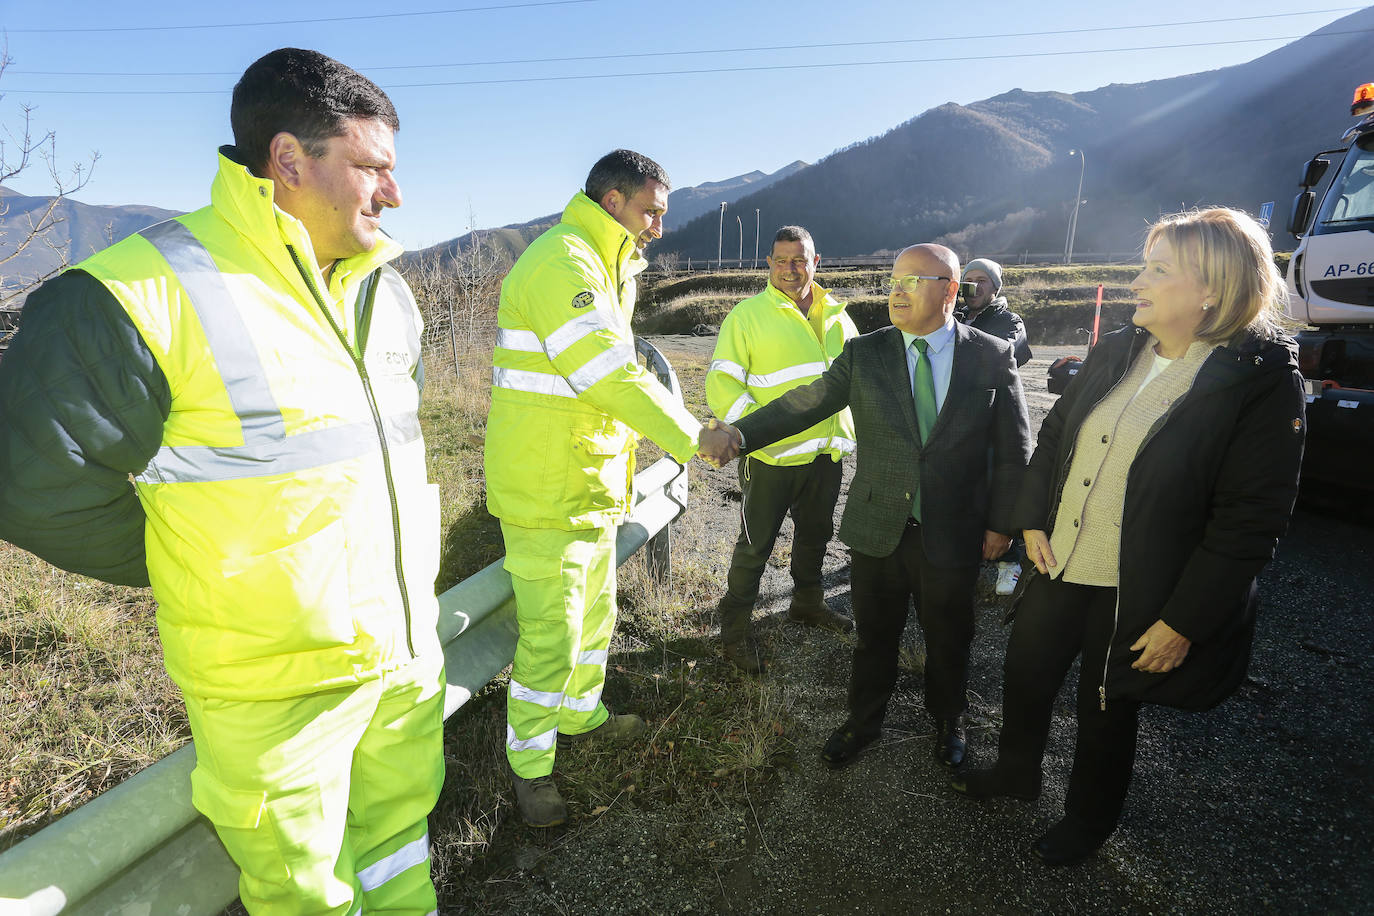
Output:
[0, 341, 691, 915]
[678, 252, 1143, 271]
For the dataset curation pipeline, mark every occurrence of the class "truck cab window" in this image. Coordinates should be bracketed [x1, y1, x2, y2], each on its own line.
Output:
[1317, 137, 1374, 227]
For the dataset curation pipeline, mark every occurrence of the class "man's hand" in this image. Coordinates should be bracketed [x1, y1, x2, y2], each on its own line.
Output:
[1130, 619, 1191, 673]
[1023, 529, 1056, 574]
[982, 530, 1012, 561]
[697, 419, 741, 467]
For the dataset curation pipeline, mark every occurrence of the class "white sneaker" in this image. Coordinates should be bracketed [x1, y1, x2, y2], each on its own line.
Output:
[995, 561, 1022, 596]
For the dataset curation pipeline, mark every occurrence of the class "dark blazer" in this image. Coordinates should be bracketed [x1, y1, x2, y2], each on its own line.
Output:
[734, 322, 1032, 567]
[1011, 326, 1305, 710]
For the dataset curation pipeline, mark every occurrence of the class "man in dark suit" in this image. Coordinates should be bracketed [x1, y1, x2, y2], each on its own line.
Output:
[729, 243, 1031, 769]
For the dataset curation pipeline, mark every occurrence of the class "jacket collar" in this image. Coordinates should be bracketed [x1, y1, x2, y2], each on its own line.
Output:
[559, 190, 641, 280]
[1109, 325, 1297, 394]
[210, 146, 401, 292]
[762, 280, 847, 318]
[968, 295, 1010, 321]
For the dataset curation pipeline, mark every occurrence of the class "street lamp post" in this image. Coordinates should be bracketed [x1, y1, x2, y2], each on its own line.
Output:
[736, 215, 743, 265]
[1065, 148, 1086, 265]
[754, 208, 760, 269]
[717, 201, 728, 270]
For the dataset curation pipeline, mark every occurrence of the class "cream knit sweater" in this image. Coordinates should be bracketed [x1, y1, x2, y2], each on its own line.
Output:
[1051, 338, 1214, 586]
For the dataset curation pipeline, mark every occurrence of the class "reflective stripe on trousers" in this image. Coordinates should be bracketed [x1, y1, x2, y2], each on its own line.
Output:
[501, 522, 618, 778]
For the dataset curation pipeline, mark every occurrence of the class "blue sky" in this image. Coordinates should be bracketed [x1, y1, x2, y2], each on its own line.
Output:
[0, 1, 1363, 249]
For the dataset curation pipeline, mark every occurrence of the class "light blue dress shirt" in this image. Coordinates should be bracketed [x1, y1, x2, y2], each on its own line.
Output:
[900, 317, 956, 414]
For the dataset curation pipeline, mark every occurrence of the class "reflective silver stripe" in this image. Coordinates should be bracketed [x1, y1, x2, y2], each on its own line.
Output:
[723, 393, 756, 424]
[562, 688, 602, 713]
[137, 220, 422, 484]
[545, 312, 614, 361]
[770, 436, 857, 460]
[577, 648, 608, 666]
[507, 723, 558, 752]
[495, 327, 543, 353]
[747, 362, 826, 389]
[510, 679, 563, 709]
[492, 366, 577, 399]
[141, 220, 285, 445]
[567, 344, 634, 394]
[708, 358, 747, 384]
[137, 412, 420, 484]
[357, 831, 430, 892]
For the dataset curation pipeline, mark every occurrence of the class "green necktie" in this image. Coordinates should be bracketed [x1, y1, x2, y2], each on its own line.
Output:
[911, 338, 937, 521]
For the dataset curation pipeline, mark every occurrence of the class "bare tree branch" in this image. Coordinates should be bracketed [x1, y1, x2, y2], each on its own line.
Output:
[0, 40, 100, 313]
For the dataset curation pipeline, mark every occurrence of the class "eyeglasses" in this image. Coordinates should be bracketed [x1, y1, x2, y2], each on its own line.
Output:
[885, 275, 951, 293]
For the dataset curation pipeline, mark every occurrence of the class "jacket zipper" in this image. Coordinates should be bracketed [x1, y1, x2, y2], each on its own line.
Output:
[287, 246, 416, 658]
[1094, 337, 1208, 710]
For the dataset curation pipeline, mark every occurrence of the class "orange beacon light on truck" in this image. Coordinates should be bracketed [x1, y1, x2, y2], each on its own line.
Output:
[1352, 82, 1374, 117]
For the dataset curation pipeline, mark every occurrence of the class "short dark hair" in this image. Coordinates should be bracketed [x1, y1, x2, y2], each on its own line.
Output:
[773, 225, 814, 254]
[585, 149, 671, 204]
[231, 48, 399, 176]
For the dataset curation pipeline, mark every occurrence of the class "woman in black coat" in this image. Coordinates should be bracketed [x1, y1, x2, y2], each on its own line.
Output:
[951, 208, 1306, 865]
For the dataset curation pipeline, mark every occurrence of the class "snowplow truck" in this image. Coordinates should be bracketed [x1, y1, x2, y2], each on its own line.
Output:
[1286, 82, 1374, 490]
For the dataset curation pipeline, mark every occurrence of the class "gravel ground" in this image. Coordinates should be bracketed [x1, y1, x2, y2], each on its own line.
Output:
[481, 341, 1373, 915]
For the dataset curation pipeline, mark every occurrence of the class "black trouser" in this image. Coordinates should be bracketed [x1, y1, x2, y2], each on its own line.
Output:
[997, 573, 1140, 840]
[720, 455, 843, 611]
[848, 521, 980, 726]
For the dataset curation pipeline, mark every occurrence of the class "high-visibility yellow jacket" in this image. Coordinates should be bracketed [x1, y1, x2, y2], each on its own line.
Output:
[707, 282, 858, 466]
[74, 151, 442, 700]
[485, 191, 699, 530]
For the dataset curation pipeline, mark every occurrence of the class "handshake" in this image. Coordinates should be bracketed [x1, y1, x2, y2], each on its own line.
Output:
[697, 417, 743, 468]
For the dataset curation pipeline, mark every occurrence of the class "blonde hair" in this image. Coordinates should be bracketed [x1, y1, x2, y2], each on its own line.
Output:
[1143, 207, 1290, 344]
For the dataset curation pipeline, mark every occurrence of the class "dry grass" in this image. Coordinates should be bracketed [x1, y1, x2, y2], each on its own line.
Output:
[0, 542, 180, 849]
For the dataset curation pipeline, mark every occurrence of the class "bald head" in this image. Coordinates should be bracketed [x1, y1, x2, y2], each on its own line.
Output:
[898, 244, 959, 282]
[888, 243, 961, 335]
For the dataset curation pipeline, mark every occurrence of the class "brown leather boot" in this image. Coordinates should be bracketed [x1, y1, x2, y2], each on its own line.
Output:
[511, 773, 567, 827]
[720, 597, 765, 674]
[787, 587, 854, 633]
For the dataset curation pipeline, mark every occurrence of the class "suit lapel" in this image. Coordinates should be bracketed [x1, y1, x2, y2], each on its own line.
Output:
[876, 327, 921, 442]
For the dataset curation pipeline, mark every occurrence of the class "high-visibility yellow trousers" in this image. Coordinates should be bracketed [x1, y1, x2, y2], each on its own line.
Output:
[501, 522, 617, 778]
[183, 655, 446, 915]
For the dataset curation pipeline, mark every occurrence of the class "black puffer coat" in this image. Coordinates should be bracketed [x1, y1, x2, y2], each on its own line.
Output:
[1011, 326, 1305, 711]
[961, 297, 1032, 367]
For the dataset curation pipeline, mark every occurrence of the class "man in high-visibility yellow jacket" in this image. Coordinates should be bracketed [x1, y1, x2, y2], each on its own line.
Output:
[0, 50, 444, 914]
[706, 226, 859, 673]
[485, 149, 736, 826]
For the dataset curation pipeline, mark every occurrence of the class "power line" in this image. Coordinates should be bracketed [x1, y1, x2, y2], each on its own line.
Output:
[3, 0, 598, 34]
[6, 7, 1361, 77]
[4, 29, 1367, 96]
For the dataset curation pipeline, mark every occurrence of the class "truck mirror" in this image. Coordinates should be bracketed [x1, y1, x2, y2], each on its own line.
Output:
[1287, 190, 1316, 237]
[1299, 157, 1330, 188]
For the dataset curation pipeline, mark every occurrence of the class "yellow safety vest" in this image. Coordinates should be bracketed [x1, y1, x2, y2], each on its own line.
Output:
[707, 282, 858, 465]
[485, 191, 700, 530]
[77, 151, 441, 700]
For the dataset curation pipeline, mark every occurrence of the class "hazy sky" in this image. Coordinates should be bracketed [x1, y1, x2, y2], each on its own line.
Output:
[0, 1, 1363, 249]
